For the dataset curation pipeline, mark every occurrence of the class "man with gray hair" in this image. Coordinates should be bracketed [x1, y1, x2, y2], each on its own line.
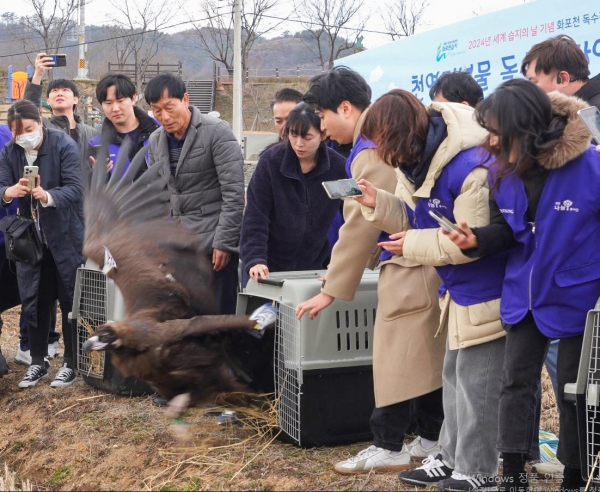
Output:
[145, 73, 245, 315]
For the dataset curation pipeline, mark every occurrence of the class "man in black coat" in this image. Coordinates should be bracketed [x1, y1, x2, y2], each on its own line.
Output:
[522, 34, 600, 110]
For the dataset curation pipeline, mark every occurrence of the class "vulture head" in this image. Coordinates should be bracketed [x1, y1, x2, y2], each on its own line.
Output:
[83, 325, 123, 352]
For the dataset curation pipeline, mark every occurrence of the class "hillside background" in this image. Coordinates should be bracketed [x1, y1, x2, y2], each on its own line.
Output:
[0, 22, 358, 81]
[0, 21, 361, 132]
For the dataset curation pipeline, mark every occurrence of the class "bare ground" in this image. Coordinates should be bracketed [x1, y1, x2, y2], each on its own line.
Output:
[0, 307, 561, 491]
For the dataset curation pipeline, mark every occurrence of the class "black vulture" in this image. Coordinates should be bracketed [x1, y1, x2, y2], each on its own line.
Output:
[82, 140, 272, 418]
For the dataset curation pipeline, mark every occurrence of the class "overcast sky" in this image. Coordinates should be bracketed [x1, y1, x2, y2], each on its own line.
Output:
[15, 0, 536, 50]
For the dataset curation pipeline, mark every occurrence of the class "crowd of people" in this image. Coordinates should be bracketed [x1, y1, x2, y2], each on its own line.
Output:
[0, 33, 600, 491]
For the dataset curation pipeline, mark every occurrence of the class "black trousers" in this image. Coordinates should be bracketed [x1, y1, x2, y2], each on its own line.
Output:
[20, 303, 58, 350]
[0, 248, 58, 349]
[31, 250, 75, 367]
[497, 312, 582, 468]
[371, 387, 444, 452]
[212, 252, 240, 315]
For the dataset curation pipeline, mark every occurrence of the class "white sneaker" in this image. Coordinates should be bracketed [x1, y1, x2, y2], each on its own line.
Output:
[333, 444, 411, 474]
[47, 341, 60, 359]
[14, 348, 32, 366]
[407, 435, 442, 458]
[531, 457, 564, 477]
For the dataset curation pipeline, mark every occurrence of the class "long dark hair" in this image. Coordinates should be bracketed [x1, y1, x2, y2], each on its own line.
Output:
[7, 100, 41, 139]
[361, 89, 429, 167]
[475, 79, 567, 184]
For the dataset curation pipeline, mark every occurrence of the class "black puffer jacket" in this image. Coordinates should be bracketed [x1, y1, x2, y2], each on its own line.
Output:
[575, 72, 600, 110]
[24, 81, 99, 158]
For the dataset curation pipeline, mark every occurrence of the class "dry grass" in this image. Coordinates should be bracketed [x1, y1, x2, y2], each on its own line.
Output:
[0, 306, 561, 490]
[0, 463, 32, 491]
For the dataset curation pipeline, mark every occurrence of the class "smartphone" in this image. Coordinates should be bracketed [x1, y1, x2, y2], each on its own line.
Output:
[578, 106, 600, 144]
[23, 165, 39, 189]
[322, 178, 363, 199]
[428, 209, 467, 236]
[50, 54, 67, 67]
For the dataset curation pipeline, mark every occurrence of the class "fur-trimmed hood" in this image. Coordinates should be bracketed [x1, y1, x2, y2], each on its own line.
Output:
[538, 91, 592, 170]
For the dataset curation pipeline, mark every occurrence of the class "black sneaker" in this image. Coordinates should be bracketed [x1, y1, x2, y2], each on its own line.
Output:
[399, 454, 453, 486]
[18, 364, 48, 388]
[50, 364, 77, 388]
[437, 472, 498, 491]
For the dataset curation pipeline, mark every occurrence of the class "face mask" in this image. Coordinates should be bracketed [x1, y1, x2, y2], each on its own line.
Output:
[15, 128, 42, 151]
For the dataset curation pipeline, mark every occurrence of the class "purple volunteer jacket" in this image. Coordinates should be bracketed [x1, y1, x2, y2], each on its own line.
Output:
[410, 147, 509, 306]
[493, 146, 600, 338]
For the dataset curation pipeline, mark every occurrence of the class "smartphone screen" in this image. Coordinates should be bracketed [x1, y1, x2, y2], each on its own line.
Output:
[428, 209, 467, 236]
[578, 107, 600, 144]
[322, 178, 363, 199]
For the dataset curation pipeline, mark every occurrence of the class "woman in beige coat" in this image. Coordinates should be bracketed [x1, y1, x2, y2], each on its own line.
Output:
[357, 89, 508, 491]
[296, 67, 445, 475]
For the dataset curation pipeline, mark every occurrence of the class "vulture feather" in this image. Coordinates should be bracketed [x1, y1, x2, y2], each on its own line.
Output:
[82, 140, 272, 417]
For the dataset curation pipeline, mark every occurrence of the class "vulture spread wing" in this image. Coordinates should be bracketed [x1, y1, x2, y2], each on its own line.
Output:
[85, 315, 262, 405]
[83, 140, 272, 417]
[84, 139, 215, 320]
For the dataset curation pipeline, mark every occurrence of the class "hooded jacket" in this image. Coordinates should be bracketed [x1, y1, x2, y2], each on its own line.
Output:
[361, 102, 507, 350]
[482, 92, 598, 338]
[240, 141, 347, 276]
[24, 81, 99, 159]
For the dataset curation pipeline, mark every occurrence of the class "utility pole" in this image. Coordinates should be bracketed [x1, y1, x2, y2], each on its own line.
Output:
[232, 0, 243, 146]
[74, 0, 88, 80]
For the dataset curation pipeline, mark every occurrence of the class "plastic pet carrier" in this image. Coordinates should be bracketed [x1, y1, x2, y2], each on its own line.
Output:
[69, 261, 152, 396]
[565, 297, 600, 484]
[237, 270, 379, 447]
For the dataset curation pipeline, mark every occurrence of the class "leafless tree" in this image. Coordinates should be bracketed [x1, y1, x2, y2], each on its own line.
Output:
[19, 0, 79, 64]
[293, 0, 369, 70]
[107, 25, 136, 71]
[382, 0, 428, 40]
[108, 0, 175, 93]
[186, 0, 284, 76]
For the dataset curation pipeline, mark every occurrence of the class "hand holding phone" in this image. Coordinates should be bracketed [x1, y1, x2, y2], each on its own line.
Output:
[578, 106, 600, 144]
[49, 54, 67, 67]
[428, 209, 468, 236]
[24, 165, 39, 190]
[322, 178, 363, 199]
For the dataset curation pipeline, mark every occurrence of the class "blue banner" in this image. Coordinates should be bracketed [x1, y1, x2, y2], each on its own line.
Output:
[338, 0, 600, 104]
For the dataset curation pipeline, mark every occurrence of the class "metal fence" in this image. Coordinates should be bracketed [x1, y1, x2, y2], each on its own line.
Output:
[107, 62, 183, 87]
